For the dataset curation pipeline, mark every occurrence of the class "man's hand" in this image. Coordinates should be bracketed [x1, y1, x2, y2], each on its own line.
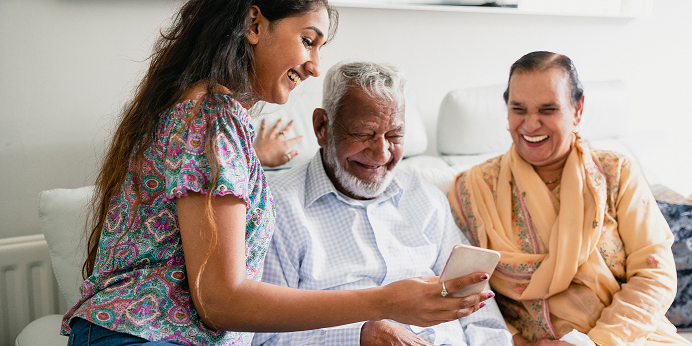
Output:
[513, 334, 574, 346]
[360, 320, 433, 346]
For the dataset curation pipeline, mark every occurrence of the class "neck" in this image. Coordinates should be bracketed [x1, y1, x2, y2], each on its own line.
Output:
[533, 154, 569, 185]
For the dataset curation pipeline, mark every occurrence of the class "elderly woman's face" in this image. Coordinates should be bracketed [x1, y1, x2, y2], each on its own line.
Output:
[506, 68, 583, 169]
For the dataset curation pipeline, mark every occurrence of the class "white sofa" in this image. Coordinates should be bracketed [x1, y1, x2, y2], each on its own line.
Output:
[18, 80, 692, 344]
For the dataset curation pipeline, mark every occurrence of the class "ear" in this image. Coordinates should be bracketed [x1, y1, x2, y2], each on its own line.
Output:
[246, 5, 263, 45]
[313, 108, 329, 148]
[573, 95, 585, 126]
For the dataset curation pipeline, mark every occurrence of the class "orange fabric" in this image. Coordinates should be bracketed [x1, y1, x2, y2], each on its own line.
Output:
[448, 136, 687, 346]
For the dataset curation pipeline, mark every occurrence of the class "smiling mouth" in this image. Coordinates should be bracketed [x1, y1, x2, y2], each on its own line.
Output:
[287, 70, 301, 87]
[356, 162, 382, 170]
[523, 134, 548, 143]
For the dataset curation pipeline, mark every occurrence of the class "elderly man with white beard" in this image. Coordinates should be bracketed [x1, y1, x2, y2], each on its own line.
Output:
[251, 62, 512, 346]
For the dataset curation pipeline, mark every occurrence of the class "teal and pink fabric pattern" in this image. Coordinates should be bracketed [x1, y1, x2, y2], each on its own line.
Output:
[61, 93, 275, 345]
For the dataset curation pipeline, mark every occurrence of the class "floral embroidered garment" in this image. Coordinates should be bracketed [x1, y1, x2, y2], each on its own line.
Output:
[448, 135, 690, 346]
[62, 93, 275, 346]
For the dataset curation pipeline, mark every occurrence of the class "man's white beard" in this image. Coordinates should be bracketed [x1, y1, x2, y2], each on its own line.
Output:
[326, 136, 395, 199]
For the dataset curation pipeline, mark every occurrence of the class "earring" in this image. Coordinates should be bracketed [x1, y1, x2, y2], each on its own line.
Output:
[573, 124, 580, 134]
[506, 124, 510, 131]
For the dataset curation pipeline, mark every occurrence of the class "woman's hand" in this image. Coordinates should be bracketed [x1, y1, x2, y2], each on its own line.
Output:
[378, 273, 494, 327]
[254, 118, 302, 167]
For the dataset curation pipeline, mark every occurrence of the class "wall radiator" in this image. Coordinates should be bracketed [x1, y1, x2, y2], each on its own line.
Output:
[0, 234, 65, 346]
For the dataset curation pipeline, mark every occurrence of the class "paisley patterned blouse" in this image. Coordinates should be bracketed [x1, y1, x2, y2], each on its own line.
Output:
[61, 93, 275, 346]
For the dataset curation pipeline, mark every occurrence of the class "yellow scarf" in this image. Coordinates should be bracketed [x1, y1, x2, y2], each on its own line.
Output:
[452, 136, 621, 339]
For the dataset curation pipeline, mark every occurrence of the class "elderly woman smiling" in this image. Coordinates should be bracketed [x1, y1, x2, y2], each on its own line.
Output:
[448, 51, 691, 346]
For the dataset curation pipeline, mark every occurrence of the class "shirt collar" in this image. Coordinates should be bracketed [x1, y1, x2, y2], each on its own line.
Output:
[304, 150, 404, 208]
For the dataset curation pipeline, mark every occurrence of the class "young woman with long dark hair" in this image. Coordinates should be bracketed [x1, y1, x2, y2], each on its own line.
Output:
[62, 1, 491, 345]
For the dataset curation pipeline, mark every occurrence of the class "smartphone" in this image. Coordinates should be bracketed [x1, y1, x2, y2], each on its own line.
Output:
[439, 244, 501, 298]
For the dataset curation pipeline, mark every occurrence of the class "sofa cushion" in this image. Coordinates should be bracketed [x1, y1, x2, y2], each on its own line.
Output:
[38, 186, 94, 308]
[15, 314, 68, 346]
[251, 78, 428, 170]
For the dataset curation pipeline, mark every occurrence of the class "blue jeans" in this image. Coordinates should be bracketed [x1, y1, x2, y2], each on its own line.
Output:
[68, 318, 185, 346]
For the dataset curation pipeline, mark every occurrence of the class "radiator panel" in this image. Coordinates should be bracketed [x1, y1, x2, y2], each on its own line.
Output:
[0, 235, 65, 346]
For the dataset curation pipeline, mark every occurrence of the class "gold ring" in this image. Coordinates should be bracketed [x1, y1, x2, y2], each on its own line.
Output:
[441, 282, 448, 297]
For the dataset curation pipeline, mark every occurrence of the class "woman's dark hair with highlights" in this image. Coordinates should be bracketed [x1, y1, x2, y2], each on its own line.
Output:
[84, 0, 338, 278]
[503, 51, 583, 106]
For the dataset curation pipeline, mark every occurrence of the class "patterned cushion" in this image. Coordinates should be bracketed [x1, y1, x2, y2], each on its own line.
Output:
[657, 201, 692, 331]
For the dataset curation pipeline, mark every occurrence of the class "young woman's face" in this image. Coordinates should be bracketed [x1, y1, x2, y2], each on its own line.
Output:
[248, 6, 330, 105]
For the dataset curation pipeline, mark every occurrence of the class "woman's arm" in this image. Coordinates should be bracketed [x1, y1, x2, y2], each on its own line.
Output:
[177, 192, 493, 332]
[587, 160, 677, 346]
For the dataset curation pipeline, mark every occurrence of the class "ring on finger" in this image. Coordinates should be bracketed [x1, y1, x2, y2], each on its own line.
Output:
[441, 281, 448, 297]
[285, 153, 291, 161]
[278, 131, 285, 137]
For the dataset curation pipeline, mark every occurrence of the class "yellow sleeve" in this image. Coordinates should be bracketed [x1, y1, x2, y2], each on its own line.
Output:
[587, 159, 677, 346]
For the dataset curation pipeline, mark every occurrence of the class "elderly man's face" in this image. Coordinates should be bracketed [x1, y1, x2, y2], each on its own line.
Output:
[314, 86, 405, 200]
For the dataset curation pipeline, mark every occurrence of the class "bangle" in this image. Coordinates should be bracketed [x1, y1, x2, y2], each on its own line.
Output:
[591, 339, 608, 346]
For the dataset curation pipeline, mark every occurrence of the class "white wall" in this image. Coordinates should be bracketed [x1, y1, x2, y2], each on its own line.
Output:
[1, 0, 691, 238]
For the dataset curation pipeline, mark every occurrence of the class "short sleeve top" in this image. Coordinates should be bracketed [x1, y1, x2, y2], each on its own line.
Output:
[61, 93, 275, 346]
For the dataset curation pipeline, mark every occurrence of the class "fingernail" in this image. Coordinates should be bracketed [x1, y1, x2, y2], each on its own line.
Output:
[293, 150, 300, 155]
[262, 118, 266, 122]
[289, 120, 294, 124]
[479, 302, 486, 309]
[488, 292, 495, 298]
[481, 274, 489, 280]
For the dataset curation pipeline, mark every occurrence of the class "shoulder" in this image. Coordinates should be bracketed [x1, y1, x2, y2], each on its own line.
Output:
[159, 93, 249, 137]
[395, 169, 449, 207]
[267, 162, 311, 199]
[454, 154, 504, 190]
[589, 148, 634, 179]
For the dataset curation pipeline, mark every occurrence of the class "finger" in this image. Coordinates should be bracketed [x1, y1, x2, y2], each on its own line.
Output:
[281, 151, 295, 165]
[269, 118, 284, 137]
[259, 118, 267, 137]
[443, 272, 489, 295]
[420, 304, 480, 327]
[285, 136, 303, 148]
[480, 290, 495, 302]
[281, 119, 295, 133]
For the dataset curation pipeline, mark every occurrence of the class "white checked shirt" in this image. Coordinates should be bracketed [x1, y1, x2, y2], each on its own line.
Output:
[252, 152, 512, 346]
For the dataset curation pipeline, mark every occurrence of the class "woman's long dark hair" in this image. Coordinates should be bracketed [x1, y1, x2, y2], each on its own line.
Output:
[84, 0, 338, 278]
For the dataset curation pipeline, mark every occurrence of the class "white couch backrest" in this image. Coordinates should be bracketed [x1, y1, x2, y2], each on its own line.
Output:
[436, 80, 631, 157]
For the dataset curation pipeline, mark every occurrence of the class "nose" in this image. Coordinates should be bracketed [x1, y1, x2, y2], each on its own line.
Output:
[365, 135, 391, 164]
[523, 112, 541, 133]
[305, 51, 321, 77]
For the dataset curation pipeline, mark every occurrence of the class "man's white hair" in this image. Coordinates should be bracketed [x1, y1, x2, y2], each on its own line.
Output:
[321, 61, 407, 124]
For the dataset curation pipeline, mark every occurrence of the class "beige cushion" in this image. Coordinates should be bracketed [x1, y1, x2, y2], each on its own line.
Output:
[15, 314, 68, 346]
[38, 186, 94, 308]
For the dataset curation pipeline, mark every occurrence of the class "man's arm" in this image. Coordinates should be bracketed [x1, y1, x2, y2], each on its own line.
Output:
[251, 210, 366, 346]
